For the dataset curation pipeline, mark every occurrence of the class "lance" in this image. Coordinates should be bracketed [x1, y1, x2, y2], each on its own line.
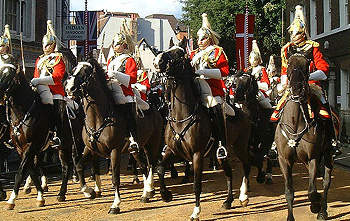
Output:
[98, 32, 105, 64]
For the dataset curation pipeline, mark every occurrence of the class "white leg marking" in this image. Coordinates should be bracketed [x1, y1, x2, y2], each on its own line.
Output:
[7, 191, 17, 204]
[190, 206, 201, 219]
[110, 189, 121, 209]
[239, 176, 249, 202]
[24, 176, 32, 189]
[94, 175, 102, 192]
[41, 176, 48, 189]
[81, 185, 93, 198]
[36, 190, 44, 201]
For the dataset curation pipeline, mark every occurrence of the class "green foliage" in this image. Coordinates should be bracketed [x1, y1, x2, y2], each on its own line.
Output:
[181, 0, 286, 68]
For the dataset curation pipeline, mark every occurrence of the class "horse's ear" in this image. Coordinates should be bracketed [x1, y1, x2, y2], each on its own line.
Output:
[177, 36, 187, 51]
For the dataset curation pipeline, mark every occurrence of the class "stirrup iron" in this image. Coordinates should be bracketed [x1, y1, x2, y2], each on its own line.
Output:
[128, 136, 139, 154]
[216, 141, 227, 159]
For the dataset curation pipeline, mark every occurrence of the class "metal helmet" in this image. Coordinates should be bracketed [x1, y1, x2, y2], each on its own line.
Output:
[267, 55, 276, 76]
[42, 20, 57, 48]
[197, 13, 220, 45]
[288, 5, 309, 41]
[112, 19, 135, 53]
[0, 24, 12, 54]
[249, 40, 262, 67]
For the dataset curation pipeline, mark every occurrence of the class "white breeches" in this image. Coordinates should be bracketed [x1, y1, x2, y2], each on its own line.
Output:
[133, 89, 150, 110]
[195, 78, 235, 116]
[107, 80, 134, 104]
[37, 85, 53, 105]
[257, 90, 272, 109]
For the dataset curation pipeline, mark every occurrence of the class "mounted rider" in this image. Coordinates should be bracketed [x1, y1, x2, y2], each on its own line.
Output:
[106, 20, 139, 153]
[270, 5, 341, 156]
[31, 20, 66, 148]
[245, 40, 272, 109]
[190, 13, 231, 159]
[0, 24, 16, 65]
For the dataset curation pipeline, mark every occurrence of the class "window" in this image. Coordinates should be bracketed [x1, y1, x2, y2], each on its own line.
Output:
[331, 0, 340, 29]
[5, 0, 18, 31]
[316, 0, 324, 34]
[346, 0, 350, 24]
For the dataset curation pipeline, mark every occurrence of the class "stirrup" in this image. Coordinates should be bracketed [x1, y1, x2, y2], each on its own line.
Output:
[216, 141, 227, 159]
[128, 136, 139, 154]
[331, 139, 342, 157]
[266, 141, 278, 160]
[51, 136, 61, 148]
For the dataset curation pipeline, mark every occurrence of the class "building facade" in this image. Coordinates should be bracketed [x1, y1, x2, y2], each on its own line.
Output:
[286, 0, 350, 137]
[0, 0, 70, 77]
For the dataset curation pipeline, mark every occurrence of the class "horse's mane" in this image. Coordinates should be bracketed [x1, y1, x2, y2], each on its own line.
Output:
[87, 58, 115, 103]
[58, 47, 77, 68]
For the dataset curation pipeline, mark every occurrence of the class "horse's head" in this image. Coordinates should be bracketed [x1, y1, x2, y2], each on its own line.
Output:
[287, 54, 310, 99]
[233, 70, 259, 103]
[153, 46, 193, 78]
[0, 55, 19, 100]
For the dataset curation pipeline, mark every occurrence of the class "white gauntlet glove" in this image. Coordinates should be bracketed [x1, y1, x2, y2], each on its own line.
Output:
[31, 76, 54, 86]
[309, 70, 327, 81]
[108, 70, 130, 87]
[195, 69, 222, 80]
[132, 83, 147, 93]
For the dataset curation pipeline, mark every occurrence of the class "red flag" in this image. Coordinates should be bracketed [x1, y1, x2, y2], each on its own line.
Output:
[235, 9, 255, 70]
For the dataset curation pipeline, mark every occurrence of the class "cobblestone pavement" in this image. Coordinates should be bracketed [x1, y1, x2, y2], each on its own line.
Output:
[0, 159, 350, 221]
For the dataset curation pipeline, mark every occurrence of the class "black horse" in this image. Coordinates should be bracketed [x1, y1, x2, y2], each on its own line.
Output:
[154, 46, 252, 220]
[275, 54, 333, 221]
[65, 58, 163, 214]
[233, 71, 276, 184]
[0, 56, 78, 209]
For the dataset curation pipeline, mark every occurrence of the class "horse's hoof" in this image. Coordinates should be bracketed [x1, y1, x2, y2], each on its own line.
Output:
[89, 190, 96, 200]
[317, 210, 328, 220]
[161, 190, 172, 202]
[108, 207, 120, 214]
[132, 178, 140, 184]
[7, 203, 15, 210]
[140, 196, 150, 203]
[265, 178, 273, 185]
[57, 195, 66, 202]
[0, 191, 6, 201]
[287, 215, 295, 221]
[222, 201, 232, 209]
[72, 176, 79, 183]
[42, 186, 49, 192]
[240, 199, 249, 207]
[189, 217, 199, 221]
[310, 202, 321, 214]
[24, 187, 31, 194]
[96, 191, 102, 198]
[36, 199, 45, 207]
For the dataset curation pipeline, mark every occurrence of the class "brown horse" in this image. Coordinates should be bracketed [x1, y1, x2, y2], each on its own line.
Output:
[153, 46, 252, 220]
[64, 58, 163, 214]
[0, 56, 77, 209]
[275, 54, 333, 221]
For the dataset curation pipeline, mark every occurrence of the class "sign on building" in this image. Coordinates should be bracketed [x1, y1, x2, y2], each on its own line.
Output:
[63, 24, 87, 40]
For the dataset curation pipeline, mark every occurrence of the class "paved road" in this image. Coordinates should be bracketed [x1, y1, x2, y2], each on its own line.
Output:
[0, 158, 350, 221]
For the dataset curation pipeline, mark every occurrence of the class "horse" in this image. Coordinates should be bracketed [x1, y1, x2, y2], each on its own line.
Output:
[233, 71, 276, 184]
[64, 58, 163, 214]
[0, 56, 79, 210]
[153, 46, 252, 220]
[275, 54, 333, 221]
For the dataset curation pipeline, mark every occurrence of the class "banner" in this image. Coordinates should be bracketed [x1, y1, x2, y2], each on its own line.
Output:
[74, 11, 98, 58]
[235, 9, 254, 70]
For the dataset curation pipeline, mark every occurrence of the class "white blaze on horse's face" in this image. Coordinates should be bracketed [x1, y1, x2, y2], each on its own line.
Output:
[153, 53, 162, 72]
[65, 75, 75, 98]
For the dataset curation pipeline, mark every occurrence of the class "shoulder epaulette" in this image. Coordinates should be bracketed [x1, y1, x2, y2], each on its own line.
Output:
[305, 40, 319, 48]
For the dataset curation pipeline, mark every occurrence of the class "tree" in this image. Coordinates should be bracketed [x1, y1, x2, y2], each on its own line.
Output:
[181, 0, 285, 69]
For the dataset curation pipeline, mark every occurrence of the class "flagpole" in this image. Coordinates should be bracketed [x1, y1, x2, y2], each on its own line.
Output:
[84, 0, 88, 58]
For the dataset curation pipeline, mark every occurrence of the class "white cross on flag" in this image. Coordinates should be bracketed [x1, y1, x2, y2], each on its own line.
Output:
[235, 9, 255, 70]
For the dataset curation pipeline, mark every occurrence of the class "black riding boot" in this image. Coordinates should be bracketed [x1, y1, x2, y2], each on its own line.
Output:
[51, 100, 66, 149]
[209, 105, 227, 159]
[326, 118, 342, 157]
[125, 103, 139, 153]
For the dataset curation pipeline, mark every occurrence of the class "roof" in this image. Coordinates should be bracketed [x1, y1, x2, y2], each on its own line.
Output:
[145, 14, 187, 33]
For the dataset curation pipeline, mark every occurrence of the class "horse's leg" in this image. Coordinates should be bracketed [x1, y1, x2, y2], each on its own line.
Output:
[238, 161, 250, 207]
[157, 146, 173, 202]
[189, 152, 203, 221]
[0, 180, 6, 201]
[92, 156, 102, 198]
[265, 158, 273, 184]
[308, 159, 322, 214]
[182, 161, 191, 184]
[279, 156, 295, 221]
[23, 175, 33, 194]
[109, 148, 122, 214]
[139, 150, 156, 203]
[76, 147, 96, 199]
[218, 158, 233, 209]
[27, 161, 45, 207]
[317, 152, 333, 220]
[56, 148, 72, 202]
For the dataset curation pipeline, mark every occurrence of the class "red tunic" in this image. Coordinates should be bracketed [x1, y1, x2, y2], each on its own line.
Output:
[107, 56, 137, 97]
[137, 71, 150, 101]
[33, 54, 66, 97]
[281, 41, 329, 87]
[190, 47, 229, 97]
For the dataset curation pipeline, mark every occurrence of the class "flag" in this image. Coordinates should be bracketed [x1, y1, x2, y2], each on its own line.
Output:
[235, 8, 255, 70]
[75, 11, 98, 58]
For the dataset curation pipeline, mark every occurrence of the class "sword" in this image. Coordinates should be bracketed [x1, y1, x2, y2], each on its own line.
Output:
[20, 32, 26, 74]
